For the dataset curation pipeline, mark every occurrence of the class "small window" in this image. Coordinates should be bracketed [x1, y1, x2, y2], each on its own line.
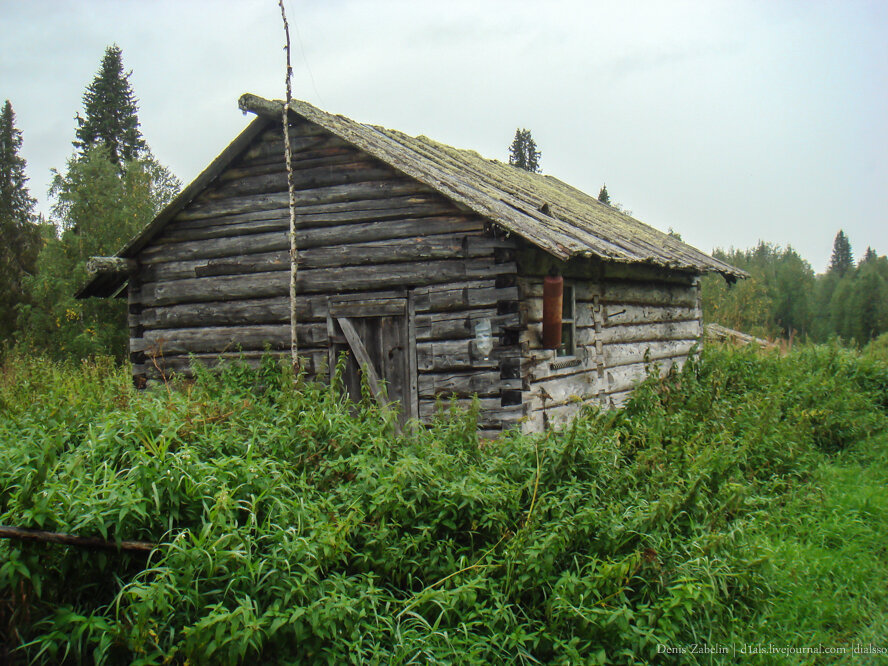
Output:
[557, 284, 576, 357]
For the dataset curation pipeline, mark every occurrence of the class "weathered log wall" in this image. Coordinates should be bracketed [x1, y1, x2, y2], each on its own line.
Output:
[517, 247, 703, 432]
[130, 119, 521, 433]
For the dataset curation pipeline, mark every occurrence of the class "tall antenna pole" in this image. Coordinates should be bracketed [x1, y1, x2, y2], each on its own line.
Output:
[279, 0, 298, 370]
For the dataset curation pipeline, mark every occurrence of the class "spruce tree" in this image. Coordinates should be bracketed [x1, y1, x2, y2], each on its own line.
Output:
[828, 230, 854, 276]
[0, 100, 40, 340]
[508, 128, 541, 173]
[74, 44, 146, 166]
[598, 184, 610, 205]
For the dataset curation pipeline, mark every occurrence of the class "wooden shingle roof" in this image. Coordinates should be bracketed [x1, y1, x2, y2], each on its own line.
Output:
[240, 94, 745, 280]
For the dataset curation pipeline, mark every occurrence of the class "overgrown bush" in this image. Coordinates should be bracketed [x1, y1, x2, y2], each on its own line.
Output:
[0, 345, 885, 664]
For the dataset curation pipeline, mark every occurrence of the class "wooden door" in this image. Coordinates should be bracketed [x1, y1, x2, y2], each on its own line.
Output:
[327, 292, 418, 427]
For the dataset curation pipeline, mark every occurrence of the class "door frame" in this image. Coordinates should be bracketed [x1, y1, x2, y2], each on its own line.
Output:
[326, 290, 418, 423]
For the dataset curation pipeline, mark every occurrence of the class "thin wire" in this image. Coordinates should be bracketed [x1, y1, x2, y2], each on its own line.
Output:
[288, 0, 325, 108]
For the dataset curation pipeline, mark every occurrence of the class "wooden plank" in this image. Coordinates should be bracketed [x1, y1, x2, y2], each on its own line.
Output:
[336, 316, 384, 403]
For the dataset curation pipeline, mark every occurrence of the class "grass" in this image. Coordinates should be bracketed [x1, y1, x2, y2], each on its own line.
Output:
[733, 432, 888, 662]
[0, 344, 885, 664]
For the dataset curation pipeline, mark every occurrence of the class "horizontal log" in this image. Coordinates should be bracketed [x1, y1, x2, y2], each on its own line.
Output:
[141, 231, 288, 264]
[417, 339, 498, 372]
[603, 339, 698, 368]
[522, 400, 599, 433]
[295, 235, 483, 269]
[219, 152, 359, 182]
[239, 144, 360, 170]
[419, 397, 521, 428]
[205, 162, 399, 201]
[146, 216, 483, 260]
[606, 389, 633, 409]
[138, 286, 520, 330]
[600, 262, 697, 284]
[137, 271, 289, 307]
[133, 350, 327, 378]
[590, 320, 702, 345]
[172, 195, 457, 232]
[132, 324, 291, 355]
[141, 251, 290, 282]
[523, 320, 702, 351]
[603, 303, 697, 326]
[137, 297, 289, 329]
[179, 180, 429, 221]
[418, 370, 502, 398]
[517, 246, 698, 285]
[239, 133, 350, 162]
[526, 370, 599, 411]
[415, 281, 519, 312]
[519, 278, 697, 308]
[0, 525, 154, 553]
[258, 121, 329, 141]
[158, 217, 288, 242]
[295, 259, 516, 295]
[86, 256, 137, 275]
[415, 309, 520, 341]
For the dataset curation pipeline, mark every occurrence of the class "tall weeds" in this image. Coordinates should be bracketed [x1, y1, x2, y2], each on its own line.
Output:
[0, 345, 885, 664]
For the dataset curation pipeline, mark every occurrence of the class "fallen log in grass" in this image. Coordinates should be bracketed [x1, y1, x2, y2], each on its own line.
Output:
[0, 525, 155, 553]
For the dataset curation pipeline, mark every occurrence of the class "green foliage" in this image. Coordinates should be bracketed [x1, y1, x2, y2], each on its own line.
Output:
[508, 128, 541, 173]
[16, 146, 179, 360]
[828, 229, 854, 277]
[74, 45, 146, 166]
[0, 345, 885, 664]
[597, 184, 610, 205]
[703, 239, 888, 345]
[0, 100, 40, 342]
[735, 432, 888, 662]
[702, 242, 815, 339]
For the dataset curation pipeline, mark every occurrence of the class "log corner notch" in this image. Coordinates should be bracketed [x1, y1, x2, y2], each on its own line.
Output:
[75, 256, 137, 299]
[86, 256, 137, 276]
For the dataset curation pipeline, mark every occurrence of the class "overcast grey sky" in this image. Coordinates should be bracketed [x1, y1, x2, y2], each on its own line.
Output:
[2, 0, 885, 271]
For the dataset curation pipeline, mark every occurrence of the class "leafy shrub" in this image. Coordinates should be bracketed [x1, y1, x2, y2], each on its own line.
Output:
[0, 345, 885, 664]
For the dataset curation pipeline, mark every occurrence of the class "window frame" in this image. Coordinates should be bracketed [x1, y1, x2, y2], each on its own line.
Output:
[556, 282, 577, 358]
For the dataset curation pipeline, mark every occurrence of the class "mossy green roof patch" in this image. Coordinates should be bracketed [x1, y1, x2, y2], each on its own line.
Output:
[241, 94, 744, 280]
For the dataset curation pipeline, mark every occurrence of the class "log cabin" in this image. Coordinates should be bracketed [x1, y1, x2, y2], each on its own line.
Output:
[77, 94, 745, 435]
